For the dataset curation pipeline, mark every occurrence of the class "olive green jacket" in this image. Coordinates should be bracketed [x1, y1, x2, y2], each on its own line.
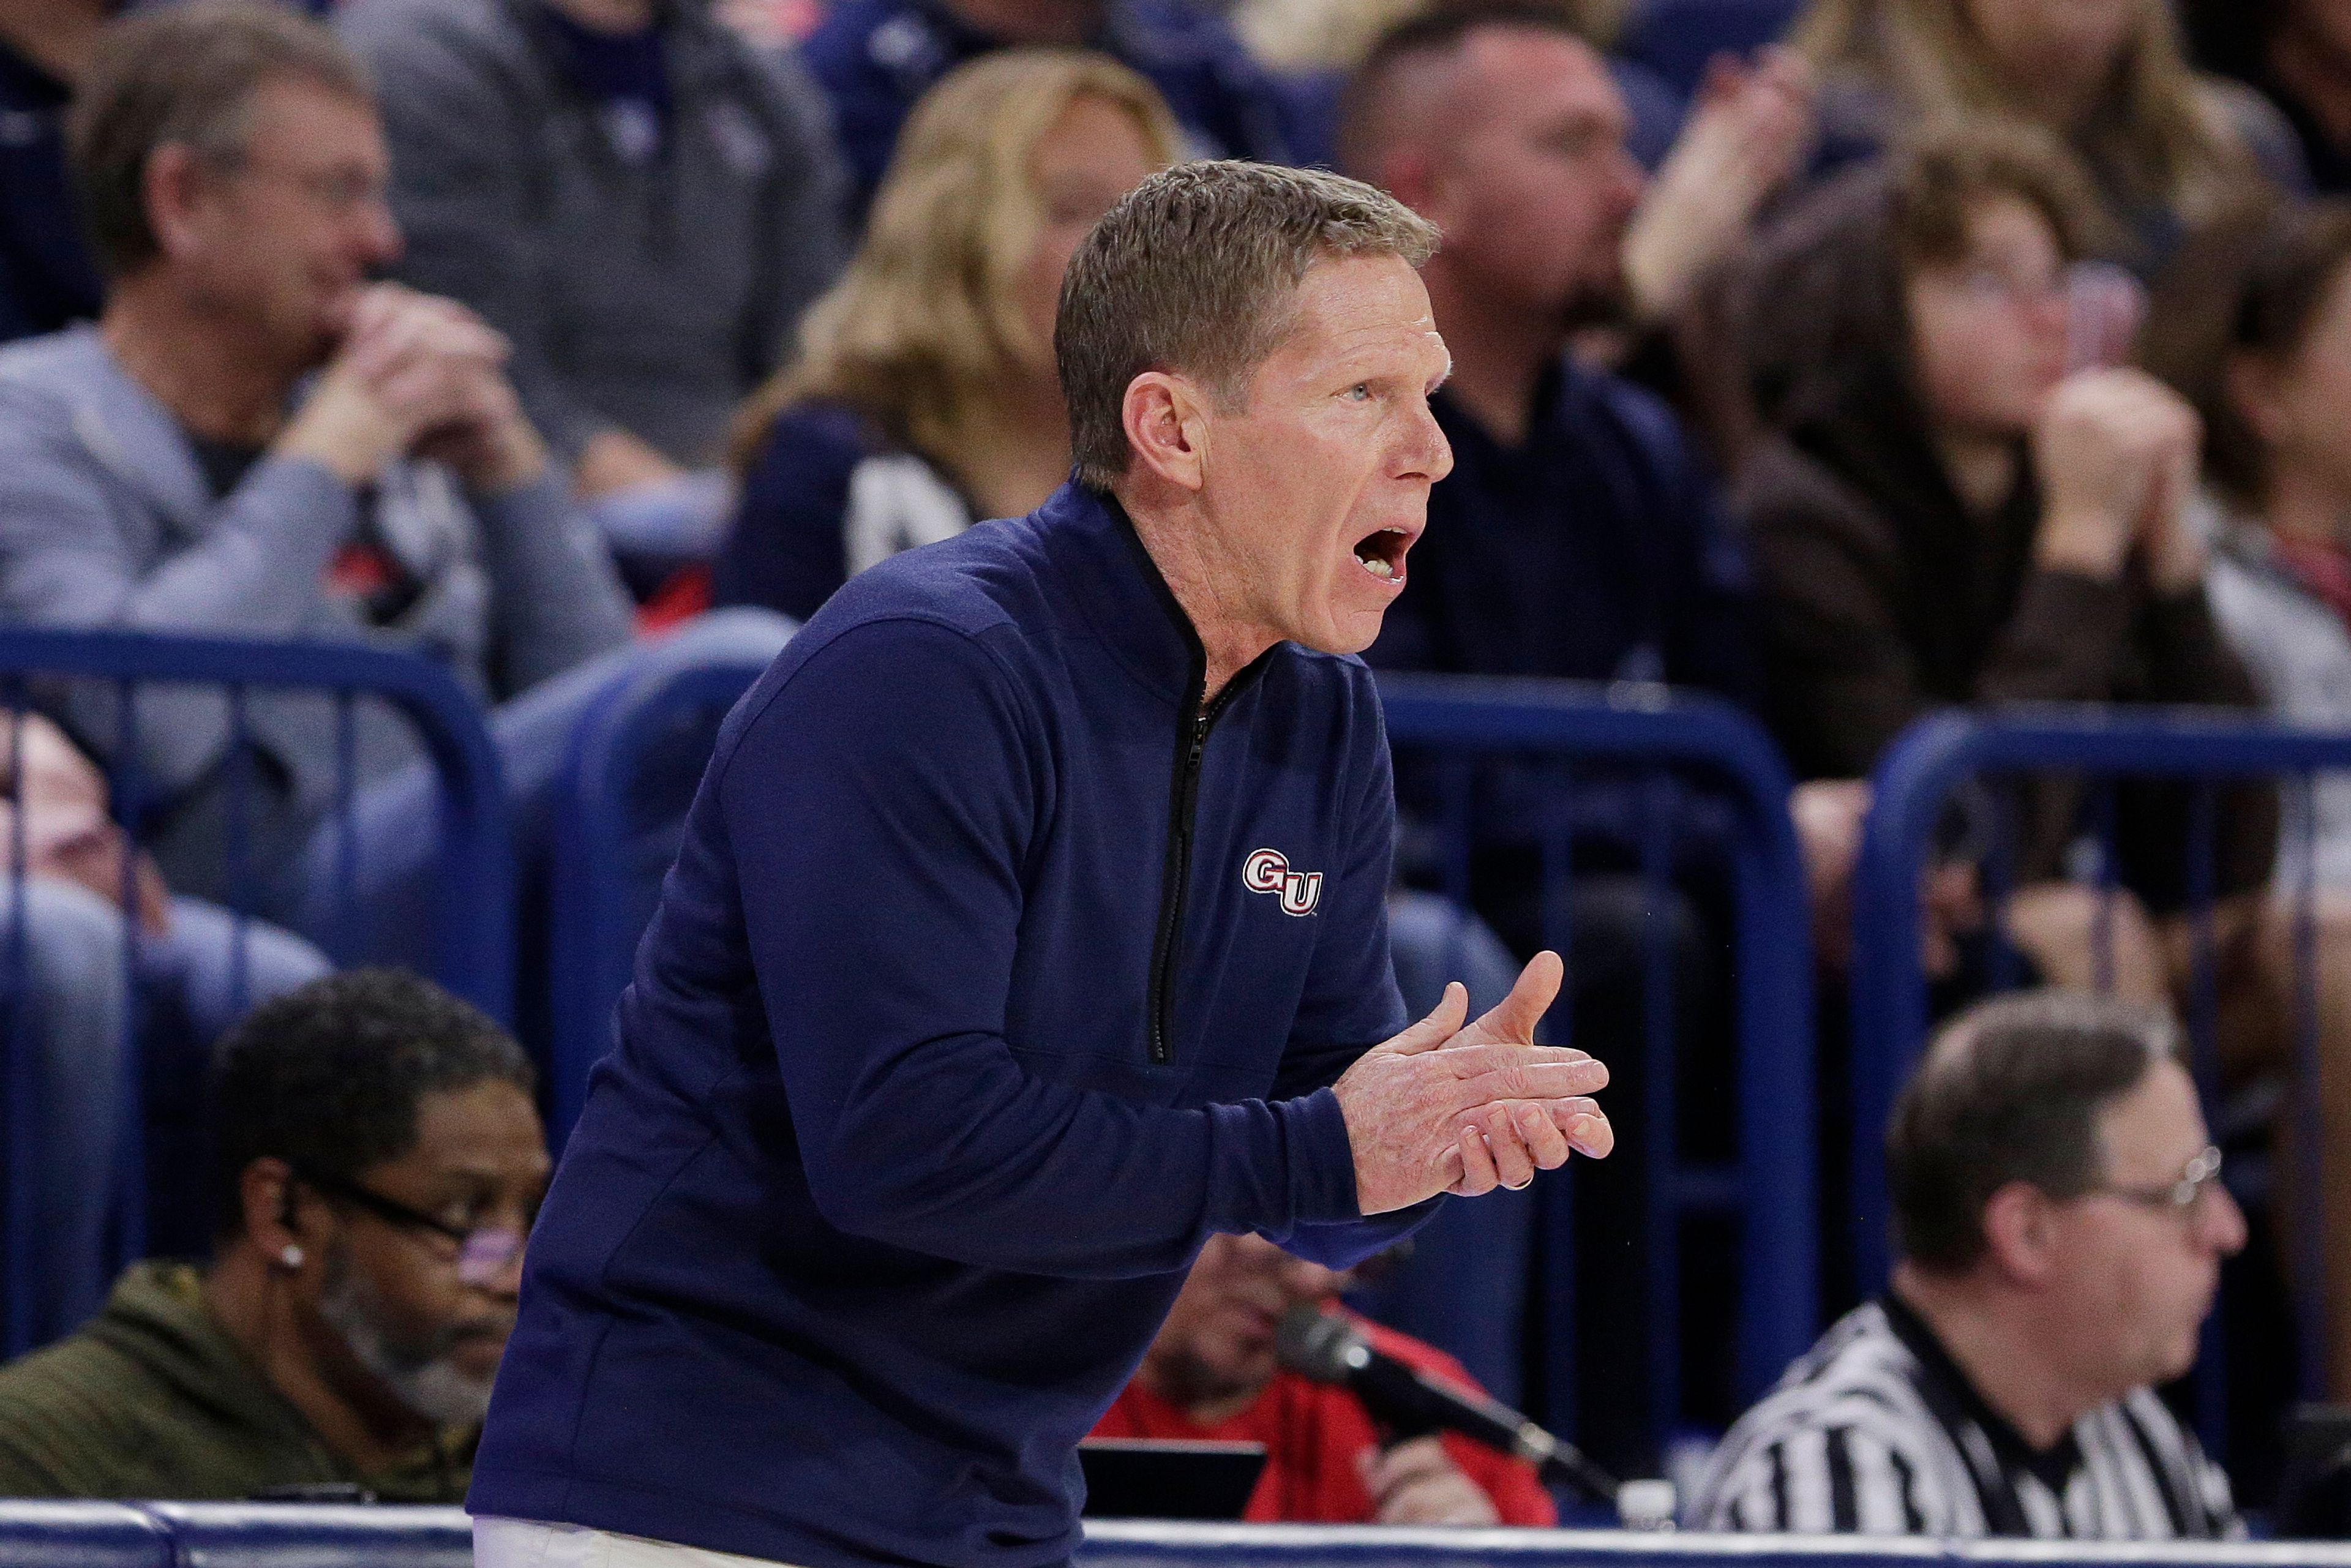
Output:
[0, 1262, 472, 1500]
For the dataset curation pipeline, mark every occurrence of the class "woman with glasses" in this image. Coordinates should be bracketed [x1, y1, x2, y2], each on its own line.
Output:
[1734, 124, 2275, 996]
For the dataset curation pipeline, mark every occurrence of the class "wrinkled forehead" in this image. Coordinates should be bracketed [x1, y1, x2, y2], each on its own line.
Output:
[1250, 252, 1446, 381]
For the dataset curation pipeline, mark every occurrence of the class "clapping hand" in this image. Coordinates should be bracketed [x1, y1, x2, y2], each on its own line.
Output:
[1333, 951, 1611, 1215]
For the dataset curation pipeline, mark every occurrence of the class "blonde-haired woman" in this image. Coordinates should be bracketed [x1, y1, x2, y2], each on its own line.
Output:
[1793, 0, 2305, 272]
[714, 50, 1180, 620]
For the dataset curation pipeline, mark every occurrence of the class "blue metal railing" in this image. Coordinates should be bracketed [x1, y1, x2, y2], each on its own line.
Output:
[1377, 674, 1818, 1438]
[1850, 705, 2351, 1414]
[13, 1504, 2349, 1568]
[547, 655, 774, 1148]
[0, 629, 514, 1357]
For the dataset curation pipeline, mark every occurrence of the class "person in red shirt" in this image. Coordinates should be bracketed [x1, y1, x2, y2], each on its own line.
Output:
[1092, 1233, 1555, 1526]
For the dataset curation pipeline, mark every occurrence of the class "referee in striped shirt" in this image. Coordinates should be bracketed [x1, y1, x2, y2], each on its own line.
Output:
[1691, 990, 2243, 1538]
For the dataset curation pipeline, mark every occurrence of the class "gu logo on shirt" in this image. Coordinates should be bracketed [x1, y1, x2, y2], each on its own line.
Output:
[1242, 847, 1323, 917]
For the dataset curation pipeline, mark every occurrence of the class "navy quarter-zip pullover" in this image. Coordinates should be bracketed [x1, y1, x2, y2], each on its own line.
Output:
[470, 481, 1432, 1568]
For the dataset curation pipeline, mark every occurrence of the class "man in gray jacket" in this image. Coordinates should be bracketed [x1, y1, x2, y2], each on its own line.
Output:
[0, 2, 647, 922]
[338, 0, 847, 562]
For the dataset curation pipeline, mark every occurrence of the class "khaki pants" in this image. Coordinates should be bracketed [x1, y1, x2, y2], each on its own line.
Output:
[473, 1518, 806, 1568]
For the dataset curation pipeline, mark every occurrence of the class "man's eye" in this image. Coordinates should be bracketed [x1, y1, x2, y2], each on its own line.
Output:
[1345, 383, 1372, 401]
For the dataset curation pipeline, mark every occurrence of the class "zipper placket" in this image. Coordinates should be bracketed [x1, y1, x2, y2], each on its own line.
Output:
[1145, 683, 1238, 1064]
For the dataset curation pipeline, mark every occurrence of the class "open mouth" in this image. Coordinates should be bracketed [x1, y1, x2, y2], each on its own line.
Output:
[1351, 528, 1412, 584]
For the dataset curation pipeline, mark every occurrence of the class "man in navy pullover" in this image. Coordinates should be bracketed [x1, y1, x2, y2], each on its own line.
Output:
[468, 162, 1614, 1568]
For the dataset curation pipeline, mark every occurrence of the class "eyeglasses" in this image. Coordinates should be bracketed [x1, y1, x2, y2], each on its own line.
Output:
[293, 1167, 528, 1286]
[216, 154, 391, 218]
[2089, 1145, 2225, 1217]
[1940, 259, 2094, 310]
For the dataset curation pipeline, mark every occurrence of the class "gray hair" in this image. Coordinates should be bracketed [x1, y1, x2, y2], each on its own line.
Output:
[1056, 159, 1441, 492]
[1887, 989, 2182, 1273]
[70, 0, 375, 279]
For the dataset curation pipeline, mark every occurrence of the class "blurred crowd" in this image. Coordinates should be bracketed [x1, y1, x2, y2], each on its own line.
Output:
[0, 0, 2347, 1539]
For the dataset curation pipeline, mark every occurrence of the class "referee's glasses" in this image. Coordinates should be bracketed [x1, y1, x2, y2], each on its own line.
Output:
[2091, 1145, 2224, 1217]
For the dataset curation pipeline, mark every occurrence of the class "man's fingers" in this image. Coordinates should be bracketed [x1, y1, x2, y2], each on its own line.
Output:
[1510, 1100, 1572, 1170]
[1463, 950, 1564, 1048]
[1562, 1108, 1613, 1159]
[1447, 1124, 1498, 1197]
[1475, 1105, 1536, 1190]
[1458, 1055, 1609, 1104]
[1381, 981, 1468, 1056]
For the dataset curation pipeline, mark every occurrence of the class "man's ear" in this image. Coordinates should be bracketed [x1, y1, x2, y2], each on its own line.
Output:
[1120, 370, 1212, 493]
[1979, 1180, 2061, 1287]
[238, 1156, 308, 1264]
[143, 142, 218, 263]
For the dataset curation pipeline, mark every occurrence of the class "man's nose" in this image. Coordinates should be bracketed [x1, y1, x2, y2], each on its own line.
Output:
[2197, 1182, 2248, 1259]
[355, 199, 403, 269]
[1398, 399, 1453, 484]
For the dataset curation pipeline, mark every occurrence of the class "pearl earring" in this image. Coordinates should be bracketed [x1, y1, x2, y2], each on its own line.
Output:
[279, 1244, 304, 1270]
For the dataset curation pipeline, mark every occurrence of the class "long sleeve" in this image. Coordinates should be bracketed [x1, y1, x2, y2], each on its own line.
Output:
[0, 421, 354, 640]
[468, 471, 634, 697]
[722, 618, 1370, 1278]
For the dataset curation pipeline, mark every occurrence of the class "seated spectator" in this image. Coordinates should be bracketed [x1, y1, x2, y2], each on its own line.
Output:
[336, 0, 847, 571]
[718, 48, 1179, 621]
[0, 0, 106, 343]
[1738, 125, 2274, 988]
[1338, 7, 1815, 1463]
[2188, 0, 2351, 195]
[0, 969, 544, 1500]
[2145, 197, 2351, 1395]
[0, 3, 786, 958]
[1690, 989, 2243, 1537]
[1091, 1233, 1554, 1526]
[802, 0, 1301, 218]
[1790, 0, 2305, 278]
[1341, 7, 1755, 718]
[1, 710, 328, 1346]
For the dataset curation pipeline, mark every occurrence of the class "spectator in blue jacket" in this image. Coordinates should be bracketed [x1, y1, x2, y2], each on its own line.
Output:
[718, 47, 1181, 620]
[470, 160, 1615, 1568]
[803, 0, 1305, 220]
[0, 0, 107, 343]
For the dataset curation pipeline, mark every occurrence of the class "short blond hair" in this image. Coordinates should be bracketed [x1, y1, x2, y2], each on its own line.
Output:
[1057, 161, 1440, 491]
[732, 49, 1182, 479]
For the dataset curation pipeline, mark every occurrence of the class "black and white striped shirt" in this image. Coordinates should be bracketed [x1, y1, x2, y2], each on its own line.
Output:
[1689, 1297, 2239, 1539]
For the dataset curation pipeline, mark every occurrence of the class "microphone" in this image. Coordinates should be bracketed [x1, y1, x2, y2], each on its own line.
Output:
[1275, 1305, 1623, 1504]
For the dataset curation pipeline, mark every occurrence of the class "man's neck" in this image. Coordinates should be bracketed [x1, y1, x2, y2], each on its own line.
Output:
[101, 280, 304, 449]
[2271, 17, 2351, 151]
[2260, 462, 2351, 551]
[1420, 258, 1557, 449]
[0, 0, 108, 82]
[1117, 486, 1280, 705]
[1891, 1264, 2101, 1452]
[201, 1252, 438, 1479]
